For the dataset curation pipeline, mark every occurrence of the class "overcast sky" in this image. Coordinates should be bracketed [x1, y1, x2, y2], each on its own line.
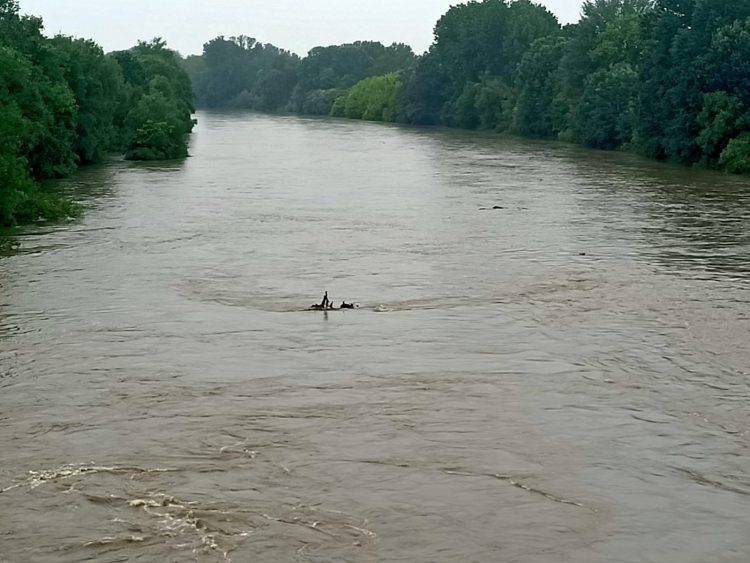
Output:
[20, 0, 584, 57]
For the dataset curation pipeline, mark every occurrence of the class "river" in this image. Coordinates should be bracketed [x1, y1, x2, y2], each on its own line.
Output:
[1, 112, 749, 562]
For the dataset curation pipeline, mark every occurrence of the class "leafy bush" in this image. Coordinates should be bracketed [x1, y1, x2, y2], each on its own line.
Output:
[341, 73, 401, 122]
[0, 153, 80, 226]
[12, 189, 81, 224]
[696, 92, 747, 164]
[719, 132, 750, 174]
[117, 40, 195, 161]
[300, 88, 342, 115]
[124, 86, 191, 160]
[1, 1, 196, 225]
[0, 154, 35, 226]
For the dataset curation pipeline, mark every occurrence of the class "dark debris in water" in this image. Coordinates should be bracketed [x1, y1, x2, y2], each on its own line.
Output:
[0, 236, 20, 255]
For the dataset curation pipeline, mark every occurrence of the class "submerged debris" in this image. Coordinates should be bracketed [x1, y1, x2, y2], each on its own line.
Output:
[309, 291, 359, 311]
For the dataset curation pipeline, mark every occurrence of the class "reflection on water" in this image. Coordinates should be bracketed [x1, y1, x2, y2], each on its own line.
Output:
[0, 112, 748, 563]
[568, 153, 750, 279]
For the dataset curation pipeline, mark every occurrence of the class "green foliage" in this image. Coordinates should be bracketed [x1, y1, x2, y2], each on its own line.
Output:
[0, 45, 78, 180]
[291, 42, 415, 115]
[11, 186, 81, 225]
[0, 0, 44, 56]
[186, 35, 300, 111]
[452, 82, 481, 129]
[400, 51, 448, 125]
[431, 0, 557, 83]
[341, 73, 402, 122]
[397, 0, 750, 173]
[0, 152, 80, 226]
[370, 43, 416, 76]
[0, 4, 194, 226]
[449, 78, 515, 130]
[696, 92, 747, 163]
[115, 39, 195, 161]
[8, 0, 750, 186]
[719, 133, 750, 174]
[0, 153, 35, 225]
[514, 36, 567, 137]
[555, 1, 649, 144]
[475, 78, 515, 130]
[294, 88, 344, 116]
[703, 18, 750, 105]
[50, 36, 124, 163]
[634, 0, 750, 163]
[298, 42, 414, 93]
[427, 0, 559, 128]
[184, 37, 415, 115]
[0, 7, 82, 225]
[579, 63, 639, 149]
[124, 89, 189, 160]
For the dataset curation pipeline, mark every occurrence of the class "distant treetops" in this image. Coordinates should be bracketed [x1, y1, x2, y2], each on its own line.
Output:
[0, 0, 194, 226]
[183, 37, 415, 122]
[185, 0, 750, 175]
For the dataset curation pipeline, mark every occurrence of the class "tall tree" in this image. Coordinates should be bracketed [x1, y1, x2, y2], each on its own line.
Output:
[112, 39, 195, 161]
[51, 36, 124, 163]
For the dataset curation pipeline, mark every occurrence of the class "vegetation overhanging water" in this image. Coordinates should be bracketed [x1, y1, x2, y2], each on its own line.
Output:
[2, 0, 750, 235]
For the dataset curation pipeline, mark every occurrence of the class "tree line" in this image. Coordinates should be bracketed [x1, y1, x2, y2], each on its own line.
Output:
[185, 0, 750, 175]
[0, 0, 194, 228]
[183, 38, 416, 119]
[3, 0, 750, 234]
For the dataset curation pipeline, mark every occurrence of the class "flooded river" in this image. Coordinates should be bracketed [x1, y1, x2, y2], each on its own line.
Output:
[1, 112, 749, 562]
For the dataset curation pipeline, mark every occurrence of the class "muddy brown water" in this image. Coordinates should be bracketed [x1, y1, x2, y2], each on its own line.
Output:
[1, 112, 749, 562]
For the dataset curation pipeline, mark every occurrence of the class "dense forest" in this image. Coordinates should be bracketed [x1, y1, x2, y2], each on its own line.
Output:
[185, 0, 750, 175]
[0, 0, 194, 229]
[3, 0, 750, 237]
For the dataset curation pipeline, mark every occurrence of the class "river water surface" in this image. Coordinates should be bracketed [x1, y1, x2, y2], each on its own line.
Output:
[1, 112, 749, 562]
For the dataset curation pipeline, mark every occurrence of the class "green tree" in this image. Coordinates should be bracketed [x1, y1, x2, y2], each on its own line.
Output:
[702, 18, 750, 105]
[291, 41, 413, 115]
[410, 0, 558, 128]
[186, 35, 300, 110]
[342, 73, 402, 122]
[0, 0, 44, 57]
[579, 62, 639, 149]
[0, 97, 35, 223]
[50, 36, 124, 163]
[635, 0, 750, 164]
[123, 78, 191, 160]
[113, 39, 195, 160]
[0, 89, 78, 226]
[1, 2, 196, 228]
[513, 36, 567, 137]
[696, 91, 748, 164]
[557, 0, 649, 144]
[400, 50, 449, 124]
[719, 133, 750, 173]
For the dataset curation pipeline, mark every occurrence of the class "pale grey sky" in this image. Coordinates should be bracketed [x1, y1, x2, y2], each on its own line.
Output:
[20, 0, 584, 57]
